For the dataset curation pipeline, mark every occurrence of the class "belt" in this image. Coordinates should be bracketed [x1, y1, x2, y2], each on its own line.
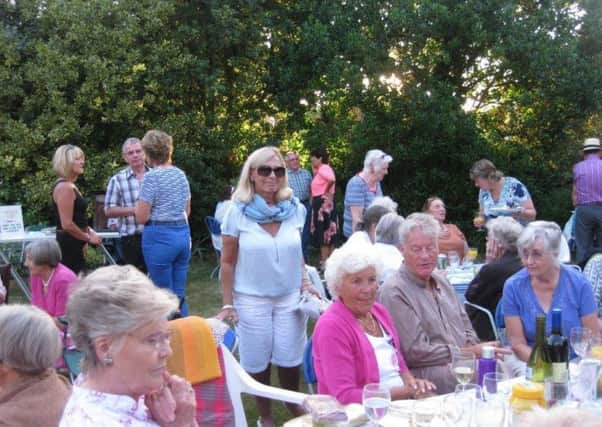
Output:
[146, 220, 188, 226]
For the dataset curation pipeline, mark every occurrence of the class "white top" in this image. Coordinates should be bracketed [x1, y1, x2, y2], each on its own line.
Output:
[374, 243, 403, 283]
[211, 200, 233, 251]
[221, 201, 306, 297]
[346, 230, 371, 246]
[365, 327, 404, 389]
[59, 385, 159, 427]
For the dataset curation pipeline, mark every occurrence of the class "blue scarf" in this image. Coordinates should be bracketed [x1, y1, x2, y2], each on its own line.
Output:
[242, 194, 298, 224]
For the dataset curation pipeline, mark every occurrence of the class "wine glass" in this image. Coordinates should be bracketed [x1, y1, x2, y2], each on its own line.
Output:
[441, 394, 469, 427]
[570, 327, 593, 359]
[482, 372, 510, 402]
[455, 384, 483, 427]
[451, 350, 476, 385]
[362, 383, 391, 426]
[474, 398, 505, 427]
[464, 247, 478, 267]
[448, 251, 461, 270]
[413, 398, 441, 427]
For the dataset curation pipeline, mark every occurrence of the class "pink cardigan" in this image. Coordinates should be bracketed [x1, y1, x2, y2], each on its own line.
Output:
[30, 263, 77, 318]
[312, 300, 409, 404]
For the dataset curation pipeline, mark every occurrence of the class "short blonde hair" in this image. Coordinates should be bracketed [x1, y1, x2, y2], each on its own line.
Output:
[66, 265, 178, 372]
[0, 304, 62, 374]
[142, 129, 173, 164]
[52, 144, 85, 178]
[232, 146, 292, 204]
[324, 241, 382, 298]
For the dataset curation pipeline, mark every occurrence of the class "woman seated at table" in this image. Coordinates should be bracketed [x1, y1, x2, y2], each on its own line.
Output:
[25, 239, 77, 325]
[60, 265, 197, 426]
[422, 196, 468, 260]
[503, 221, 600, 362]
[0, 304, 71, 426]
[312, 242, 436, 404]
[465, 217, 524, 340]
[346, 204, 392, 246]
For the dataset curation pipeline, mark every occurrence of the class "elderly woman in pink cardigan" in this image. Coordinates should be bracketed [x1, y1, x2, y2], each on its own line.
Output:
[312, 242, 436, 404]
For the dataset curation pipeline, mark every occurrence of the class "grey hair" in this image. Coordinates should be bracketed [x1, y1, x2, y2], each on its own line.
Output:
[399, 212, 439, 245]
[121, 137, 141, 154]
[369, 196, 398, 213]
[24, 239, 62, 268]
[486, 217, 524, 253]
[324, 242, 382, 298]
[358, 204, 392, 233]
[375, 213, 405, 245]
[66, 265, 179, 372]
[362, 149, 393, 174]
[469, 159, 504, 182]
[516, 221, 562, 261]
[0, 304, 62, 374]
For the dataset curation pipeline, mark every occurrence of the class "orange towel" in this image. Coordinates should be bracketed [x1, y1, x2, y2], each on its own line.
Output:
[167, 316, 222, 384]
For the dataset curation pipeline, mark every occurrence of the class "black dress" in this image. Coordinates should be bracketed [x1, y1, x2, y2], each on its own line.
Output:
[464, 251, 523, 341]
[53, 179, 88, 274]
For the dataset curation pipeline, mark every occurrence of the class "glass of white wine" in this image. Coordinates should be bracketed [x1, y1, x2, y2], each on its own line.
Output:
[362, 383, 391, 426]
[451, 350, 476, 385]
[570, 326, 593, 359]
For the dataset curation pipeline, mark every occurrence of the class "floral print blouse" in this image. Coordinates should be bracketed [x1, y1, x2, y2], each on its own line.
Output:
[479, 176, 532, 225]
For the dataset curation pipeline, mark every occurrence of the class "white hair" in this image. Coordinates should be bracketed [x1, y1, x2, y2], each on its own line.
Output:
[399, 212, 439, 245]
[486, 217, 524, 252]
[324, 241, 382, 298]
[517, 220, 562, 261]
[375, 213, 405, 245]
[362, 149, 393, 174]
[369, 196, 398, 213]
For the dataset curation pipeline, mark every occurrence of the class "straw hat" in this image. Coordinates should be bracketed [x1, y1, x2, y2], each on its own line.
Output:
[582, 137, 601, 152]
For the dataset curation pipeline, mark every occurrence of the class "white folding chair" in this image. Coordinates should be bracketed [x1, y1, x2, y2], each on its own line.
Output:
[220, 343, 308, 427]
[464, 301, 499, 341]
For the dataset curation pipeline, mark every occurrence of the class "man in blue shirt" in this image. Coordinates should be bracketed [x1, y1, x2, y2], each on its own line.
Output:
[286, 151, 312, 261]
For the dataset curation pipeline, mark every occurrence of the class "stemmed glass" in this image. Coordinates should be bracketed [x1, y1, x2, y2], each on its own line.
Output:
[451, 350, 476, 385]
[441, 394, 468, 427]
[482, 372, 510, 402]
[455, 384, 483, 427]
[362, 383, 391, 426]
[413, 398, 441, 427]
[464, 247, 478, 267]
[570, 327, 593, 359]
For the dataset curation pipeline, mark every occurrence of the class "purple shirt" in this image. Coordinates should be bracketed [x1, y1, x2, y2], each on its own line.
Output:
[30, 263, 77, 318]
[573, 154, 602, 205]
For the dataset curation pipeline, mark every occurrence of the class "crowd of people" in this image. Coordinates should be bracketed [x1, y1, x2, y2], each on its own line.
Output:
[1, 137, 602, 426]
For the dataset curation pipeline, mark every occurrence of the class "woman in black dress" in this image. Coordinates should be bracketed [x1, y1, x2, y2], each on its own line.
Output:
[52, 145, 102, 274]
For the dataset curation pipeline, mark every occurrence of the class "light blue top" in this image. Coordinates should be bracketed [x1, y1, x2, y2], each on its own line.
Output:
[479, 176, 531, 225]
[139, 166, 190, 222]
[343, 175, 383, 237]
[502, 265, 597, 349]
[221, 200, 306, 297]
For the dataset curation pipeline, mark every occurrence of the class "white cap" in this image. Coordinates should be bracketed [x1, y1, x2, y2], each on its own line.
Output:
[482, 345, 495, 359]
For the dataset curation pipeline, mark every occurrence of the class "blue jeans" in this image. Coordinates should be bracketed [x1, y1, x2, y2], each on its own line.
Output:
[142, 224, 191, 316]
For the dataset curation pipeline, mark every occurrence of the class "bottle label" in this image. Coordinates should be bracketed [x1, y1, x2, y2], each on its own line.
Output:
[525, 367, 533, 381]
[552, 363, 568, 383]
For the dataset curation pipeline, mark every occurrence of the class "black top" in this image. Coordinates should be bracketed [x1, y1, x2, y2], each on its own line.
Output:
[465, 251, 523, 341]
[53, 179, 88, 230]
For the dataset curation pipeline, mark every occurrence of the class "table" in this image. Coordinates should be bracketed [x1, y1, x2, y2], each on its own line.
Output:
[447, 263, 483, 302]
[0, 230, 120, 300]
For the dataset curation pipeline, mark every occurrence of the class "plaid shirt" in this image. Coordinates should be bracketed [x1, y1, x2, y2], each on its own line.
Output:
[287, 168, 312, 202]
[104, 166, 149, 236]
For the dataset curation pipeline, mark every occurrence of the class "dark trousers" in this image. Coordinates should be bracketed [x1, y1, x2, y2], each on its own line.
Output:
[575, 204, 602, 267]
[301, 199, 311, 262]
[121, 234, 147, 273]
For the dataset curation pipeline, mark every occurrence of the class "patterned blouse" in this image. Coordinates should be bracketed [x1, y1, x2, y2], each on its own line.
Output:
[479, 176, 532, 225]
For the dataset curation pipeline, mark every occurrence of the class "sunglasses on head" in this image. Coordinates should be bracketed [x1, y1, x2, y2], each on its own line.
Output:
[256, 166, 286, 177]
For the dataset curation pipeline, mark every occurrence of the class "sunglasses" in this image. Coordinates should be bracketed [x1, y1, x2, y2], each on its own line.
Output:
[256, 166, 286, 178]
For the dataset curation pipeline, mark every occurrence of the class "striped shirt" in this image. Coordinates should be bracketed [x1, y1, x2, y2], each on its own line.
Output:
[139, 166, 191, 222]
[287, 168, 312, 202]
[573, 154, 602, 205]
[343, 175, 383, 237]
[104, 166, 149, 236]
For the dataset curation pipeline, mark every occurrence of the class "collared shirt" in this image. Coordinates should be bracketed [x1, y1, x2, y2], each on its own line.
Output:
[104, 166, 149, 236]
[377, 265, 479, 394]
[573, 153, 602, 205]
[287, 168, 312, 202]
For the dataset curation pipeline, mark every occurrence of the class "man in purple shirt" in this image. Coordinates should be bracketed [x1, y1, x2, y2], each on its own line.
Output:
[572, 137, 602, 267]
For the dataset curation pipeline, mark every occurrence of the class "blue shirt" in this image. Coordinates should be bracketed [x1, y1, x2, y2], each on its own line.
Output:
[343, 175, 383, 237]
[502, 265, 597, 350]
[287, 168, 312, 202]
[139, 166, 190, 222]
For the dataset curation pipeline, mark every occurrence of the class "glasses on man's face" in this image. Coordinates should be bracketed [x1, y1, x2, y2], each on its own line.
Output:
[256, 166, 286, 178]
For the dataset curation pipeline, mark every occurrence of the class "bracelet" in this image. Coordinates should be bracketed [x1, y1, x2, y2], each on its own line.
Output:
[221, 304, 235, 311]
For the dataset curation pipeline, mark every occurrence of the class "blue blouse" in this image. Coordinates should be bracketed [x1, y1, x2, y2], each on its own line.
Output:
[479, 176, 531, 225]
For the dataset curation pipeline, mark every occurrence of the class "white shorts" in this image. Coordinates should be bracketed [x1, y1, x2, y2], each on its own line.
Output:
[234, 291, 307, 373]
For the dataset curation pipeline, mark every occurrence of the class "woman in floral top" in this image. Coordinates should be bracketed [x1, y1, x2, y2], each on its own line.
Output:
[470, 159, 537, 226]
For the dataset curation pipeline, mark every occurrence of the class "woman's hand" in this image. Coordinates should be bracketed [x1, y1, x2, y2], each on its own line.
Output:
[88, 229, 102, 245]
[146, 374, 177, 424]
[463, 341, 512, 359]
[216, 306, 238, 323]
[147, 373, 197, 427]
[485, 238, 504, 263]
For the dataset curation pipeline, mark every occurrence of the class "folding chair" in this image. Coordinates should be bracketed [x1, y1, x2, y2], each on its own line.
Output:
[464, 301, 499, 341]
[205, 216, 222, 279]
[302, 337, 317, 394]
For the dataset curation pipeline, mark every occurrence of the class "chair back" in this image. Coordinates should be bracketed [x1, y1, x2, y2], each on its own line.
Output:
[464, 301, 499, 341]
[205, 216, 222, 237]
[302, 337, 317, 393]
[494, 300, 505, 329]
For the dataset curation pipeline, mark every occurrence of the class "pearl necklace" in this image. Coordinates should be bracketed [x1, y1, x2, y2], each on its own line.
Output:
[357, 313, 381, 336]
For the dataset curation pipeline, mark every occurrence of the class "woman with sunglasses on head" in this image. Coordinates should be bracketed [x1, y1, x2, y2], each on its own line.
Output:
[310, 147, 337, 269]
[218, 146, 310, 427]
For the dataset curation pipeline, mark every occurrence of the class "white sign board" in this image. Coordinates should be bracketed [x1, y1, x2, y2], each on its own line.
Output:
[0, 205, 25, 236]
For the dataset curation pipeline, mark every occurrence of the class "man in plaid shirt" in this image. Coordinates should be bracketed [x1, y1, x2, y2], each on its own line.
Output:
[104, 137, 149, 272]
[286, 151, 313, 262]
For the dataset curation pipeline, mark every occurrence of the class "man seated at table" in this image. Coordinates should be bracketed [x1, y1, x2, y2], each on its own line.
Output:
[377, 213, 509, 394]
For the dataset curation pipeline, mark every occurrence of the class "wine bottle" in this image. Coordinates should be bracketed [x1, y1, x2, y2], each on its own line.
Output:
[526, 315, 550, 382]
[545, 308, 569, 404]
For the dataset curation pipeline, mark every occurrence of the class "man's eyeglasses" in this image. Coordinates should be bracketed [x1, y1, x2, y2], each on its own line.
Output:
[256, 166, 286, 178]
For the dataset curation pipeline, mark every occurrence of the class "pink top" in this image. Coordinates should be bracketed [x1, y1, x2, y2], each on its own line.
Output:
[312, 300, 410, 404]
[30, 263, 77, 318]
[310, 164, 336, 197]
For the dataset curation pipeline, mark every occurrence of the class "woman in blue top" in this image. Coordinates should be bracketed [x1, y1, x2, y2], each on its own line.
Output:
[470, 159, 536, 227]
[135, 130, 191, 316]
[503, 221, 599, 363]
[219, 146, 311, 427]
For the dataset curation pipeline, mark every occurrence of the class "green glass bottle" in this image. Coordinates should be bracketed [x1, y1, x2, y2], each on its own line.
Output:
[526, 315, 550, 382]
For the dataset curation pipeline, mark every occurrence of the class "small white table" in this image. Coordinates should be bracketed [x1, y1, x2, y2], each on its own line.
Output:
[0, 230, 120, 300]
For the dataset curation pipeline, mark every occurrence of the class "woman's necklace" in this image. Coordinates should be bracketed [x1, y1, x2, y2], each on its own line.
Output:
[357, 313, 381, 336]
[41, 269, 55, 294]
